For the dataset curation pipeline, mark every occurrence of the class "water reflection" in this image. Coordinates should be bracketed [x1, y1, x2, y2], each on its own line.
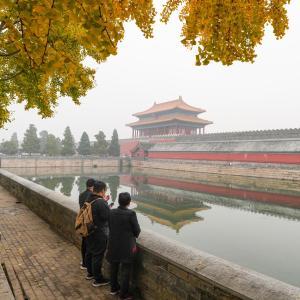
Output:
[34, 176, 62, 191]
[132, 185, 210, 232]
[106, 176, 120, 203]
[29, 172, 300, 229]
[128, 174, 300, 222]
[60, 177, 75, 197]
[24, 169, 300, 287]
[31, 174, 210, 231]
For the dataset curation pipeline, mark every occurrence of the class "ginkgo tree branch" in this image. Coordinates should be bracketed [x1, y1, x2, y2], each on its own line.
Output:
[16, 0, 35, 67]
[41, 0, 55, 65]
[98, 6, 116, 49]
[0, 49, 20, 57]
[74, 0, 116, 49]
[0, 20, 6, 33]
[0, 0, 291, 128]
[0, 69, 24, 81]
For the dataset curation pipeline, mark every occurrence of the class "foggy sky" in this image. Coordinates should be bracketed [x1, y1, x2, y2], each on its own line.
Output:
[1, 1, 300, 142]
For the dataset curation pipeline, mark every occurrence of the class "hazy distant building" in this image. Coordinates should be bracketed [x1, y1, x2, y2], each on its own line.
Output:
[127, 96, 212, 138]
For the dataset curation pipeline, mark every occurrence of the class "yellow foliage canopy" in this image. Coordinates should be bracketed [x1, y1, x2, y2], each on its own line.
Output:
[161, 0, 290, 65]
[0, 0, 292, 127]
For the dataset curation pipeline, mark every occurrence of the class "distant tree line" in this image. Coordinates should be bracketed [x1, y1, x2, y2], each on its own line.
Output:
[0, 125, 120, 157]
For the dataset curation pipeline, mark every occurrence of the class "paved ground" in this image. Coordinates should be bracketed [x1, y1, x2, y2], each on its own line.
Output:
[0, 186, 112, 300]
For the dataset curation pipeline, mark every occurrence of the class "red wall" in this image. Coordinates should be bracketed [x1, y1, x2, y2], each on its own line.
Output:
[132, 149, 146, 158]
[120, 141, 139, 156]
[148, 152, 300, 164]
[145, 176, 300, 208]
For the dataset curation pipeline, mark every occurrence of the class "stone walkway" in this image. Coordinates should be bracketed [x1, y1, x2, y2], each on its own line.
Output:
[0, 186, 112, 300]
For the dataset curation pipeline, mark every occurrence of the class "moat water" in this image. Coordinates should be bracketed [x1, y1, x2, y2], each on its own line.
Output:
[18, 167, 300, 287]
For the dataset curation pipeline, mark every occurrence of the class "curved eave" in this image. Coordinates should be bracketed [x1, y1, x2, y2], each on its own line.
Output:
[127, 118, 213, 128]
[133, 108, 205, 117]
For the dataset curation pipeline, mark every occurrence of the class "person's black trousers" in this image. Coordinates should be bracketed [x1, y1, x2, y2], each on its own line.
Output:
[110, 262, 131, 296]
[86, 249, 106, 281]
[81, 237, 87, 266]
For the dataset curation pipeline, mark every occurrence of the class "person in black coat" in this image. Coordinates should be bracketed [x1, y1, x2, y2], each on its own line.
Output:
[85, 181, 110, 287]
[106, 192, 141, 300]
[78, 178, 95, 270]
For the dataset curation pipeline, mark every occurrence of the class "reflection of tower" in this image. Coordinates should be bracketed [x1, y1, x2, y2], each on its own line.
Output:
[132, 184, 210, 232]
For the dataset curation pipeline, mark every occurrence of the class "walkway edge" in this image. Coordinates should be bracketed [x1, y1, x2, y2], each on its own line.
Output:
[0, 264, 15, 300]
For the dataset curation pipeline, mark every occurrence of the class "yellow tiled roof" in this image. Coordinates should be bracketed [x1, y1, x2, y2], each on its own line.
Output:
[133, 97, 205, 117]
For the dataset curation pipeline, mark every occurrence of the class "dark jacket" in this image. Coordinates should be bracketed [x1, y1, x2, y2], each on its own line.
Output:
[86, 194, 110, 254]
[79, 189, 92, 209]
[106, 206, 141, 263]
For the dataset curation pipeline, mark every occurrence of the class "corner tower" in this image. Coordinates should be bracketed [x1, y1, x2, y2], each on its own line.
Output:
[127, 96, 212, 138]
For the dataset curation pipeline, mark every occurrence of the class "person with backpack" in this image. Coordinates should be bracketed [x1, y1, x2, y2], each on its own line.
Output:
[106, 192, 141, 300]
[78, 178, 95, 270]
[85, 180, 110, 287]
